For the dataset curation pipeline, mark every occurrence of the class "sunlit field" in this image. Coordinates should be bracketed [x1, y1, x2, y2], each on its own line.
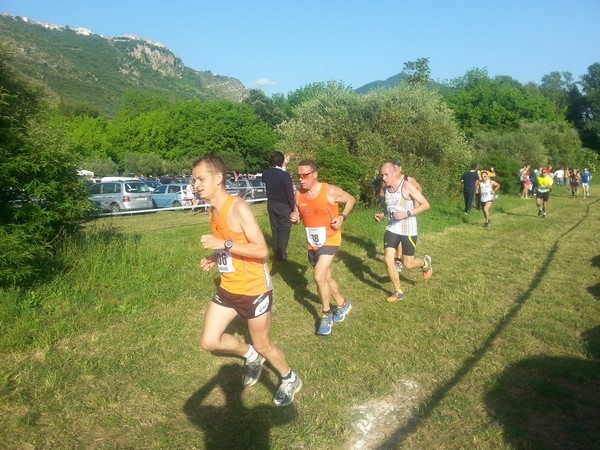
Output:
[1, 191, 599, 449]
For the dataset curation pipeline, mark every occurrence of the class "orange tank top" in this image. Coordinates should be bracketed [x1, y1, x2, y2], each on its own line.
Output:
[210, 195, 272, 295]
[297, 183, 341, 249]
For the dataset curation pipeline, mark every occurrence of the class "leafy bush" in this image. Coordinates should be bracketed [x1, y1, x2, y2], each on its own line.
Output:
[0, 45, 90, 286]
[277, 83, 472, 202]
[314, 144, 366, 199]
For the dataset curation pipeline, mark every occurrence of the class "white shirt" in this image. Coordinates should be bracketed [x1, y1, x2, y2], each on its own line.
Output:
[384, 179, 418, 236]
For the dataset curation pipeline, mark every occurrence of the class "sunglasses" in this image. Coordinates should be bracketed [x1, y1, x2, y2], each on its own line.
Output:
[297, 171, 315, 180]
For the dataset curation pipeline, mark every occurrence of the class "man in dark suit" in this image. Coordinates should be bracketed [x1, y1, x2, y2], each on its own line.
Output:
[262, 151, 295, 261]
[460, 163, 480, 213]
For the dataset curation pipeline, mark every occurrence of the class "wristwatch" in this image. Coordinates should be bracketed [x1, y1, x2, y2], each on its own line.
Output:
[224, 239, 233, 251]
[406, 210, 413, 218]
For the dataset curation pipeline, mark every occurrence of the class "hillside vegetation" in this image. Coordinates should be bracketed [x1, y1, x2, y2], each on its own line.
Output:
[0, 14, 245, 116]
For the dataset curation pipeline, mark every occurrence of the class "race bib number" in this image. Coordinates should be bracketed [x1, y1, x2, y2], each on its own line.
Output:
[306, 227, 326, 247]
[215, 250, 235, 273]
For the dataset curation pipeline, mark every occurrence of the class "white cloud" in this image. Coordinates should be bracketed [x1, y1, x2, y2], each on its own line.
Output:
[251, 78, 277, 87]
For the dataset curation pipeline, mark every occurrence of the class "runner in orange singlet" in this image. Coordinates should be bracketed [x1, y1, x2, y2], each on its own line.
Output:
[290, 159, 356, 336]
[192, 155, 301, 407]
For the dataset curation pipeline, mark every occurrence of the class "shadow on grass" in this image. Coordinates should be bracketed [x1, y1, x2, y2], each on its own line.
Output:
[337, 250, 389, 294]
[484, 326, 600, 449]
[183, 364, 297, 450]
[343, 234, 379, 259]
[376, 201, 592, 449]
[271, 259, 320, 320]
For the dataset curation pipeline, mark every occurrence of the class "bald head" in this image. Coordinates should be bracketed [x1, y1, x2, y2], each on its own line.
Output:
[380, 162, 400, 186]
[381, 162, 395, 172]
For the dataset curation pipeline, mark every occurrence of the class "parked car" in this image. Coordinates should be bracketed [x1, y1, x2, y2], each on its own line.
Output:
[225, 181, 240, 197]
[152, 183, 192, 209]
[88, 180, 153, 213]
[142, 179, 162, 191]
[232, 179, 267, 201]
[0, 188, 37, 208]
[158, 176, 188, 185]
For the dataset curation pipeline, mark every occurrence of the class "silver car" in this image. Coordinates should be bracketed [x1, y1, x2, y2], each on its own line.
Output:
[232, 179, 267, 201]
[88, 180, 153, 213]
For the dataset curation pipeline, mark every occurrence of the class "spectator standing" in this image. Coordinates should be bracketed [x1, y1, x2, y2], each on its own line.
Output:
[291, 159, 355, 336]
[262, 151, 296, 262]
[554, 168, 564, 187]
[460, 163, 480, 213]
[192, 155, 302, 407]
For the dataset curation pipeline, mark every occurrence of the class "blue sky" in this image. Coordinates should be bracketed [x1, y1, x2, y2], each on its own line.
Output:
[2, 0, 599, 96]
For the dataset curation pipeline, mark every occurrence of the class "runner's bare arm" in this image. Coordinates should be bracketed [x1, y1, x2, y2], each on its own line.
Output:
[400, 182, 430, 218]
[326, 184, 356, 229]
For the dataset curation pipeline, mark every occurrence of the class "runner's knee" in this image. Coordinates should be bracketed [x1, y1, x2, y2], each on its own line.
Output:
[200, 333, 220, 352]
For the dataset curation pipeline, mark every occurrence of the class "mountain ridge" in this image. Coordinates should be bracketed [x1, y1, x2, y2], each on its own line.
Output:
[0, 13, 246, 116]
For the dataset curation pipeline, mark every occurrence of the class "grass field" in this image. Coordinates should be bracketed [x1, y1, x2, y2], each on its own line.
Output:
[1, 189, 599, 449]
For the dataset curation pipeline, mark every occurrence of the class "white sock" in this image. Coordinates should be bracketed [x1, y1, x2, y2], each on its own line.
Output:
[243, 345, 260, 363]
[282, 369, 296, 382]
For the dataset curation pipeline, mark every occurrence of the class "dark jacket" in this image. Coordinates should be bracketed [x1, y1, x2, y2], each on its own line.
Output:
[262, 167, 295, 211]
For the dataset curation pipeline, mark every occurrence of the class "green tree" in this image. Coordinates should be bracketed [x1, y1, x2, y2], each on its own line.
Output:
[280, 81, 351, 118]
[242, 89, 287, 128]
[123, 153, 164, 176]
[577, 63, 600, 150]
[84, 157, 119, 177]
[0, 44, 90, 285]
[444, 69, 560, 136]
[402, 57, 431, 87]
[539, 71, 575, 115]
[277, 83, 471, 201]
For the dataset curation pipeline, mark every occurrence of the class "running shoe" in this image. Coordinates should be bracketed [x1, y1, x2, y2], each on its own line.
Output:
[332, 300, 352, 323]
[243, 355, 265, 387]
[422, 255, 433, 280]
[482, 221, 490, 228]
[543, 212, 547, 218]
[386, 289, 405, 302]
[273, 374, 303, 407]
[316, 313, 333, 335]
[538, 207, 543, 216]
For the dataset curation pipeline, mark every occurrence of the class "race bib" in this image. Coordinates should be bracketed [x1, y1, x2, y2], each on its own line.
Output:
[215, 250, 235, 273]
[387, 206, 399, 222]
[306, 227, 326, 247]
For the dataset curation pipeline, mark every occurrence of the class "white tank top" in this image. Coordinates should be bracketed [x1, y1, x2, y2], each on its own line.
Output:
[385, 179, 418, 236]
[479, 180, 494, 202]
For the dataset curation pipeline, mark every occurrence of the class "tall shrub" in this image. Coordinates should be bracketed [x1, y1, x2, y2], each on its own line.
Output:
[0, 45, 90, 286]
[277, 83, 472, 202]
